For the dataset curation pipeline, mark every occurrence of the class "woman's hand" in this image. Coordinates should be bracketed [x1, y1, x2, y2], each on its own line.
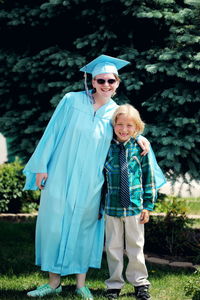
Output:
[98, 213, 103, 220]
[36, 173, 48, 190]
[140, 209, 150, 224]
[137, 136, 150, 156]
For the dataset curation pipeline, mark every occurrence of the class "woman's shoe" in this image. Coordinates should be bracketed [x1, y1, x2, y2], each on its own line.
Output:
[75, 286, 94, 300]
[27, 283, 62, 297]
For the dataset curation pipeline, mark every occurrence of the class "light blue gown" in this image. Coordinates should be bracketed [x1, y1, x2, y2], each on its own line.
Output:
[23, 91, 166, 276]
[23, 91, 117, 275]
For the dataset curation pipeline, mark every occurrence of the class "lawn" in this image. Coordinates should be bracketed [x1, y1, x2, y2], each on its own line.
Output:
[0, 220, 198, 300]
[175, 197, 200, 229]
[185, 198, 200, 215]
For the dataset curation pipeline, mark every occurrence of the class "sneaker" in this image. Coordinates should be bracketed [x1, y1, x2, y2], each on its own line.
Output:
[75, 286, 94, 300]
[105, 289, 121, 299]
[27, 283, 62, 297]
[135, 285, 151, 300]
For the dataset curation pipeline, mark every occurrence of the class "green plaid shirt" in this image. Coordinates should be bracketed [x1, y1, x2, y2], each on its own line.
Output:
[103, 138, 157, 217]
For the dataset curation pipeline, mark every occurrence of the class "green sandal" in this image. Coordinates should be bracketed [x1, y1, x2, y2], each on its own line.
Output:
[27, 283, 62, 297]
[75, 286, 94, 300]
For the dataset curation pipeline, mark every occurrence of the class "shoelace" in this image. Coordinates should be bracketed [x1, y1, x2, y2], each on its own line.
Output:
[137, 287, 150, 298]
[37, 284, 50, 290]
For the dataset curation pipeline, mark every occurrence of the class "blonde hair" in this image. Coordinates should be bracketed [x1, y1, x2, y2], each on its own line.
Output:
[112, 104, 145, 138]
[113, 74, 121, 82]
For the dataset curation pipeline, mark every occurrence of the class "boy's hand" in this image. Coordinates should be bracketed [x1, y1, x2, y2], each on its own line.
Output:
[140, 209, 150, 224]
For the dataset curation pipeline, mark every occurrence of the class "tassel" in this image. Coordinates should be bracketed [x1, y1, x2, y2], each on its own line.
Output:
[84, 72, 95, 104]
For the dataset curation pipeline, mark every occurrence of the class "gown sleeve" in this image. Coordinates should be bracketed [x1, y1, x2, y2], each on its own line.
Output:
[140, 144, 166, 210]
[23, 92, 73, 190]
[136, 138, 166, 190]
[149, 145, 167, 189]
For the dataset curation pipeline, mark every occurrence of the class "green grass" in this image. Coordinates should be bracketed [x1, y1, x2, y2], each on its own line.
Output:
[185, 198, 200, 215]
[0, 267, 195, 300]
[0, 221, 198, 300]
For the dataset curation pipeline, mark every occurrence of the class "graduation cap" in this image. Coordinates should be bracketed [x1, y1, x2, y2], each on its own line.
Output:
[80, 54, 130, 77]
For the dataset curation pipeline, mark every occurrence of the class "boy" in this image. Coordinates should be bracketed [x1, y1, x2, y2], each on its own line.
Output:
[103, 104, 165, 300]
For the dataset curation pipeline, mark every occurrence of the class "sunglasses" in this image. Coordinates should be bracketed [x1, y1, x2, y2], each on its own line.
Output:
[95, 78, 117, 85]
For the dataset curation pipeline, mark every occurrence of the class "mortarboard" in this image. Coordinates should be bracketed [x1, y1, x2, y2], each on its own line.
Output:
[80, 54, 130, 77]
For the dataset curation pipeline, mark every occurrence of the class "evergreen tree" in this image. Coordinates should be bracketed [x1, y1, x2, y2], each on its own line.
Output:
[0, 0, 199, 181]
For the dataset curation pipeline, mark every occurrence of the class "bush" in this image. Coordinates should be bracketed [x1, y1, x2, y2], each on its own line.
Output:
[184, 269, 200, 300]
[155, 193, 189, 214]
[0, 159, 40, 213]
[145, 195, 200, 263]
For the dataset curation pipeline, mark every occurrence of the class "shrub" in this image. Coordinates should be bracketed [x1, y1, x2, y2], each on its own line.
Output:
[145, 195, 200, 263]
[155, 193, 188, 215]
[184, 269, 200, 300]
[0, 159, 40, 213]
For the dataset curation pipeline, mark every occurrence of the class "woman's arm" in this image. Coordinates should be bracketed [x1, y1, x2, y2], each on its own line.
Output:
[137, 136, 150, 156]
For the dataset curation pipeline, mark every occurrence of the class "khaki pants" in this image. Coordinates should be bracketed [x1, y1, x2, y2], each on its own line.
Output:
[105, 214, 150, 289]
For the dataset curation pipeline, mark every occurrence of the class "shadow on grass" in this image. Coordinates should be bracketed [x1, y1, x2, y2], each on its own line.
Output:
[0, 287, 138, 300]
[0, 221, 36, 275]
[0, 285, 108, 299]
[0, 290, 27, 300]
[0, 285, 75, 299]
[146, 262, 194, 279]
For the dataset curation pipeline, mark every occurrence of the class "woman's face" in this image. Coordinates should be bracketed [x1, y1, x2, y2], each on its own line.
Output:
[92, 73, 120, 99]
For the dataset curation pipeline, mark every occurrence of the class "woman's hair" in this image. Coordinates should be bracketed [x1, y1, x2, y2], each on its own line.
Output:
[113, 74, 121, 82]
[112, 104, 145, 138]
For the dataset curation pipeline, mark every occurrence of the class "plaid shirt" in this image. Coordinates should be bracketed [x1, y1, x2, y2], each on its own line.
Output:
[102, 138, 157, 217]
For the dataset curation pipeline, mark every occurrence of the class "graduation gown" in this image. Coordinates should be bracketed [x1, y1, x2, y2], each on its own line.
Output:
[23, 90, 166, 276]
[23, 91, 117, 275]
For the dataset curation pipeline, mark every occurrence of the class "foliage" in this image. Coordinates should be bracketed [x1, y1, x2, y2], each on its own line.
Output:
[21, 202, 39, 213]
[156, 194, 200, 215]
[184, 269, 200, 300]
[0, 160, 40, 213]
[155, 194, 188, 214]
[0, 0, 200, 180]
[145, 196, 200, 262]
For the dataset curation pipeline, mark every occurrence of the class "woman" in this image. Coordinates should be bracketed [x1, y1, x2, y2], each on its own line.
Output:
[24, 55, 150, 299]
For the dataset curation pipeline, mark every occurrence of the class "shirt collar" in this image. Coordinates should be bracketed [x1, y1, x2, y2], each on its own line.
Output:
[112, 137, 135, 148]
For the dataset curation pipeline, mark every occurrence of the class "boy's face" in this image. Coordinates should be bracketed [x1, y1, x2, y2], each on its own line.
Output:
[114, 114, 137, 143]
